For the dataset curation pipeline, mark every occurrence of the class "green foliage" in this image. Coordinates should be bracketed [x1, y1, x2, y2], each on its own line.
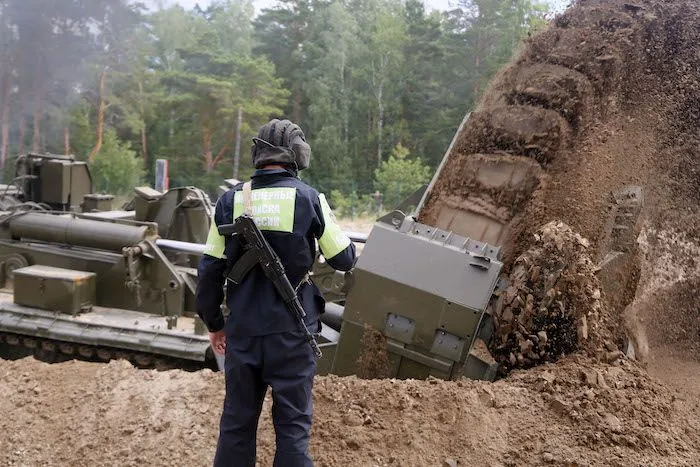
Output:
[374, 143, 431, 208]
[0, 0, 554, 201]
[90, 130, 145, 195]
[254, 0, 550, 199]
[68, 102, 96, 159]
[330, 189, 374, 219]
[305, 125, 353, 195]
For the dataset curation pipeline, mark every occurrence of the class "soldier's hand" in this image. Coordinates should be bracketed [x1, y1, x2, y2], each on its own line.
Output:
[209, 330, 226, 355]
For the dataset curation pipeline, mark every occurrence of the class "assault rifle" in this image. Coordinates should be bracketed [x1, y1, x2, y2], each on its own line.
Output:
[217, 214, 322, 359]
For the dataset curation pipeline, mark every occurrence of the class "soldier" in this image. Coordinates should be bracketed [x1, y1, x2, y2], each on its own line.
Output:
[371, 190, 383, 214]
[196, 119, 356, 467]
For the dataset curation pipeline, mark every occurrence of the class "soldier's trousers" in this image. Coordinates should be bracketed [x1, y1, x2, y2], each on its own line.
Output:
[213, 330, 316, 467]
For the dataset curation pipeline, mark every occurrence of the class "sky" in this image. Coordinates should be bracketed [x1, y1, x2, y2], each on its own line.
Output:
[147, 0, 571, 15]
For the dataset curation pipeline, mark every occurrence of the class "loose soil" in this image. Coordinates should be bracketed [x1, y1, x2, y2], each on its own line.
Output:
[2, 0, 700, 465]
[1, 354, 698, 467]
[490, 221, 616, 374]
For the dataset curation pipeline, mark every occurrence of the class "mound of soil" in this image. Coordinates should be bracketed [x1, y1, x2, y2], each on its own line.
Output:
[491, 221, 617, 373]
[420, 0, 700, 262]
[624, 226, 700, 362]
[3, 1, 700, 466]
[355, 324, 391, 379]
[456, 106, 571, 163]
[0, 356, 698, 467]
[419, 0, 700, 368]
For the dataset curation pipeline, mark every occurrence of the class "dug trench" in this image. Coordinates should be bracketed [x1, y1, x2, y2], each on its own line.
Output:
[2, 0, 700, 465]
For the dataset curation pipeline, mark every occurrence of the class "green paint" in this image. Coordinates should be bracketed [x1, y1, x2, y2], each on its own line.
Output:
[318, 193, 351, 259]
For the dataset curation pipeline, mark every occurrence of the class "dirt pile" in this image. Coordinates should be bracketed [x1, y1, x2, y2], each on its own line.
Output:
[412, 1, 700, 461]
[417, 0, 700, 368]
[624, 226, 700, 361]
[491, 221, 618, 373]
[355, 324, 391, 379]
[3, 0, 700, 465]
[1, 355, 698, 467]
[419, 0, 700, 264]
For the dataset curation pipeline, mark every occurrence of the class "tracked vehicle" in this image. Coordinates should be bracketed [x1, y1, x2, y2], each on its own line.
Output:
[0, 1, 651, 379]
[0, 154, 219, 370]
[0, 139, 641, 381]
[0, 209, 216, 370]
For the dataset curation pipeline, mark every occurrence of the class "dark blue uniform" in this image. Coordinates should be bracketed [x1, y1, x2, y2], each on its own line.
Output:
[196, 168, 355, 467]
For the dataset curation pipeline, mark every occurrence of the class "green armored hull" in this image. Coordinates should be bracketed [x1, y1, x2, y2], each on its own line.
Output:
[0, 291, 211, 369]
[0, 209, 218, 370]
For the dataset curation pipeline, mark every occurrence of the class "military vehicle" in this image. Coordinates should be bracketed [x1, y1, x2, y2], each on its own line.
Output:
[0, 1, 649, 379]
[0, 154, 220, 370]
[0, 208, 215, 369]
[0, 152, 212, 240]
[0, 134, 640, 381]
[0, 152, 363, 372]
[0, 120, 641, 380]
[0, 152, 96, 211]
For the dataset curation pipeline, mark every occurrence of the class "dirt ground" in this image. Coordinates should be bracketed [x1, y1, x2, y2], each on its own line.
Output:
[338, 217, 375, 235]
[1, 223, 698, 467]
[2, 0, 700, 466]
[1, 351, 698, 467]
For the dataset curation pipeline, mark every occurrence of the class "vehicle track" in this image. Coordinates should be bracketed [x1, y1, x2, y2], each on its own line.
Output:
[418, 0, 700, 368]
[0, 332, 215, 371]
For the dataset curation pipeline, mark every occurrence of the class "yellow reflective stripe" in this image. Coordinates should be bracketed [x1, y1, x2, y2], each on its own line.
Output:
[318, 193, 351, 259]
[233, 187, 296, 233]
[203, 219, 226, 259]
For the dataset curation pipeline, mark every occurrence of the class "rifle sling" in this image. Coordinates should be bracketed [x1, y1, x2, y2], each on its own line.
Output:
[242, 181, 253, 215]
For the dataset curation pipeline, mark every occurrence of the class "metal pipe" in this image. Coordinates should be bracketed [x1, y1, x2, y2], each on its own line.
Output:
[156, 238, 206, 255]
[8, 212, 151, 251]
[345, 231, 368, 244]
[156, 232, 364, 259]
[321, 302, 344, 331]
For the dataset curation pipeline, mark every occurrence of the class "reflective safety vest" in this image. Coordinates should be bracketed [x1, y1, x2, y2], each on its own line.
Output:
[196, 168, 356, 336]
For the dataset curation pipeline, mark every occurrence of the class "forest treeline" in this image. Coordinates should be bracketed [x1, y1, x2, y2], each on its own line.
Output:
[0, 0, 551, 211]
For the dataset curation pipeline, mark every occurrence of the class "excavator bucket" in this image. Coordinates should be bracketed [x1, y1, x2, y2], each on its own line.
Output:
[330, 212, 503, 381]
